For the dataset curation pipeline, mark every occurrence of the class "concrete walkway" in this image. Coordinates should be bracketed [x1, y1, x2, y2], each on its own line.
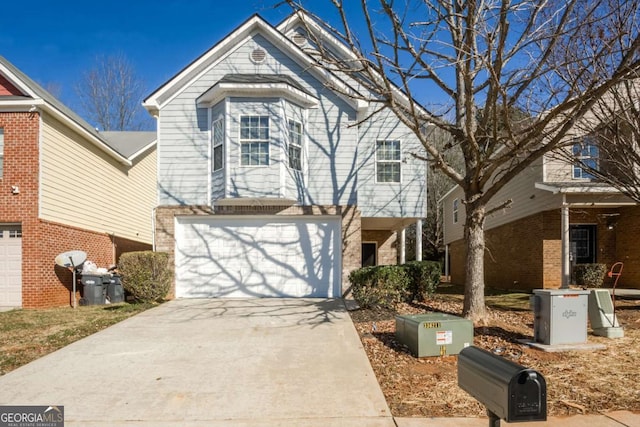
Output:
[0, 299, 393, 426]
[0, 298, 638, 426]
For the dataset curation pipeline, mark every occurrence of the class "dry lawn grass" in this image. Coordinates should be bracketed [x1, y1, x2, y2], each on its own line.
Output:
[0, 303, 153, 376]
[350, 285, 640, 418]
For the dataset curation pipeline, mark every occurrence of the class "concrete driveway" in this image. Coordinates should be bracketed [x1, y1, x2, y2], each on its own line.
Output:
[0, 299, 394, 426]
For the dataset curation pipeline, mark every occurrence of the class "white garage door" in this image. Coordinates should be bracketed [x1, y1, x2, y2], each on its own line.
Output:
[175, 216, 341, 298]
[0, 225, 22, 307]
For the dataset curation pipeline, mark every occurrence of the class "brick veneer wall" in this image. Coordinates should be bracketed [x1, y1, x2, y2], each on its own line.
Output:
[361, 230, 397, 265]
[448, 207, 633, 290]
[613, 206, 640, 287]
[155, 204, 362, 299]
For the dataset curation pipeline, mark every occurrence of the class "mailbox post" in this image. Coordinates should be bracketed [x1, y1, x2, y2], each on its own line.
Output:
[458, 346, 546, 426]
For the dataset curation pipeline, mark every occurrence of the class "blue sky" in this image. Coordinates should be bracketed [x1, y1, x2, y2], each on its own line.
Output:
[1, 1, 293, 121]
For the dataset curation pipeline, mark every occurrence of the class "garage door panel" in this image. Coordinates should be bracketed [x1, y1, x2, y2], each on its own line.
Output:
[0, 226, 22, 307]
[175, 217, 340, 298]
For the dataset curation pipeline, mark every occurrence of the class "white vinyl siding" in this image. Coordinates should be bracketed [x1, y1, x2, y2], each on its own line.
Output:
[376, 140, 401, 183]
[240, 116, 270, 166]
[39, 114, 155, 244]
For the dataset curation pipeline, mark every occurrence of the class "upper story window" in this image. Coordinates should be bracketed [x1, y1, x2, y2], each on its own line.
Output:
[376, 140, 401, 183]
[0, 128, 4, 178]
[212, 119, 224, 171]
[240, 116, 269, 166]
[288, 119, 302, 171]
[453, 198, 459, 223]
[572, 137, 599, 179]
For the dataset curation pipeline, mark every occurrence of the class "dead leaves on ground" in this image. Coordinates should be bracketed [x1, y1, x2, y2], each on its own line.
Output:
[350, 296, 640, 418]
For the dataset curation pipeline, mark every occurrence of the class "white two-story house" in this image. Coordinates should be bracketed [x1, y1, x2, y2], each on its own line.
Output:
[143, 13, 427, 299]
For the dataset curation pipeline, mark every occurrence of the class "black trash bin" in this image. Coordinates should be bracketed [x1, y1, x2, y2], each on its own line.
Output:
[80, 274, 107, 305]
[107, 274, 124, 303]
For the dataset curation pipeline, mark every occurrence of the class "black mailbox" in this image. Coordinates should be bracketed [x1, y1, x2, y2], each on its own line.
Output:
[458, 346, 546, 424]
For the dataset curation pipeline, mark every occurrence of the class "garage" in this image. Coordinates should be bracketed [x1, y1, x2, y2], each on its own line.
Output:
[0, 225, 22, 307]
[175, 216, 341, 298]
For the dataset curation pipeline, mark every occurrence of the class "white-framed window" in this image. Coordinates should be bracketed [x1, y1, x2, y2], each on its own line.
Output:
[0, 128, 4, 178]
[288, 119, 302, 171]
[240, 116, 270, 166]
[572, 136, 599, 179]
[376, 140, 401, 183]
[212, 118, 224, 171]
[453, 198, 459, 224]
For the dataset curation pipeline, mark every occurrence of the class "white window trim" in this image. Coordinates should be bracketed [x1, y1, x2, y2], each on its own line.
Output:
[288, 118, 303, 171]
[212, 117, 224, 172]
[375, 139, 402, 183]
[239, 115, 270, 167]
[453, 198, 459, 224]
[572, 138, 599, 180]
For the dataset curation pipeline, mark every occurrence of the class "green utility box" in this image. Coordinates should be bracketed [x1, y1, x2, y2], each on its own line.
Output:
[395, 313, 474, 357]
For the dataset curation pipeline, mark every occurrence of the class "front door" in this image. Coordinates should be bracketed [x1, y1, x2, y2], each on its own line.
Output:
[362, 242, 377, 267]
[570, 225, 597, 264]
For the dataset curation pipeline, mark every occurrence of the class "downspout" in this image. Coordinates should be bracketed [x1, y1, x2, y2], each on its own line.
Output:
[445, 244, 450, 280]
[561, 195, 570, 288]
[415, 219, 423, 261]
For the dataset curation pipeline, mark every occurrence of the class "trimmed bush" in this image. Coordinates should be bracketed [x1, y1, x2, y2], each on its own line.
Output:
[118, 251, 172, 303]
[349, 265, 411, 309]
[403, 261, 441, 301]
[573, 263, 607, 288]
[348, 262, 441, 309]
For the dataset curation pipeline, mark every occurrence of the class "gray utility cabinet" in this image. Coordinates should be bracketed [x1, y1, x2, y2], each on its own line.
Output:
[395, 313, 474, 357]
[532, 289, 590, 345]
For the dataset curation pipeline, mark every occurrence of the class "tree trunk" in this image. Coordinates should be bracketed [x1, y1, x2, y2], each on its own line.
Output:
[463, 202, 487, 321]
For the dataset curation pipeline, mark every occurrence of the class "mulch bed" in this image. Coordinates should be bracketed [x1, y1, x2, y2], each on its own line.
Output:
[349, 293, 640, 418]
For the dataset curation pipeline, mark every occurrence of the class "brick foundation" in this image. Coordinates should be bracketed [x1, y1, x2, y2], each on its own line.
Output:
[155, 204, 362, 298]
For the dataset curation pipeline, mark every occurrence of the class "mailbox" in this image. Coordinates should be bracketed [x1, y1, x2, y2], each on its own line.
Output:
[458, 346, 546, 424]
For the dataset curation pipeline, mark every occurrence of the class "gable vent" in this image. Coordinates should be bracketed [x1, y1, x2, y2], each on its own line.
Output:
[292, 33, 307, 47]
[250, 48, 267, 64]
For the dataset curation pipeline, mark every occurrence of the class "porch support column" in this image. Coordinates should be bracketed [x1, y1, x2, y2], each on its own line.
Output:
[399, 228, 406, 264]
[415, 220, 423, 261]
[561, 196, 570, 288]
[445, 244, 450, 278]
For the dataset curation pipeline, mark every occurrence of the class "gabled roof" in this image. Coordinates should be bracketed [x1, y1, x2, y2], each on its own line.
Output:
[143, 14, 367, 115]
[0, 55, 156, 166]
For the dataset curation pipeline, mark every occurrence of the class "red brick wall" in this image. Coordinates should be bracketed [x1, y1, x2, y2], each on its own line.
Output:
[0, 112, 41, 305]
[613, 206, 640, 287]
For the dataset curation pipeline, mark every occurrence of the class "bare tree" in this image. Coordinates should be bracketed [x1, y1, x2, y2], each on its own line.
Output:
[75, 53, 151, 131]
[285, 0, 640, 320]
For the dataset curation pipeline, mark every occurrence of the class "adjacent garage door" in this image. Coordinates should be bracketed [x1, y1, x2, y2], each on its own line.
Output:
[0, 225, 22, 307]
[175, 216, 341, 298]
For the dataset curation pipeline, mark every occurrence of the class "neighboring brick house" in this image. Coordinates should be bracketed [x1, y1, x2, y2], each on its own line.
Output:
[0, 56, 156, 308]
[442, 133, 640, 291]
[143, 13, 427, 299]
